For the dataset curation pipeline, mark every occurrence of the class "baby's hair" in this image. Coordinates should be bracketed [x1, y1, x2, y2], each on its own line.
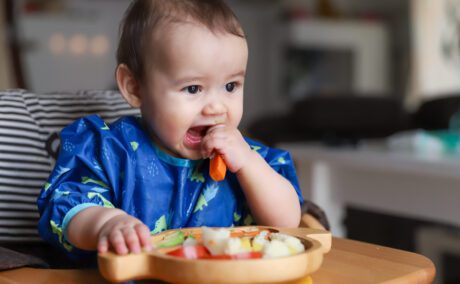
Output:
[117, 0, 244, 82]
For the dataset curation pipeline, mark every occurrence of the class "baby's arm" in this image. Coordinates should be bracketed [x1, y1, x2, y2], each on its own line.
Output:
[202, 126, 301, 227]
[236, 151, 301, 227]
[67, 206, 152, 255]
[38, 116, 153, 256]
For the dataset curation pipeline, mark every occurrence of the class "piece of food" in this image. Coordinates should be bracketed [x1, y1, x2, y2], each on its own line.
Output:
[202, 227, 231, 255]
[271, 233, 305, 255]
[240, 237, 252, 251]
[156, 231, 185, 248]
[263, 239, 291, 259]
[210, 154, 226, 181]
[183, 235, 198, 246]
[166, 245, 262, 260]
[230, 227, 261, 238]
[223, 238, 250, 255]
[167, 245, 210, 259]
[252, 231, 269, 252]
[163, 227, 305, 260]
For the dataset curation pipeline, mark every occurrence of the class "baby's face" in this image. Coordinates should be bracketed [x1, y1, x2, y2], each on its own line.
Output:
[140, 21, 248, 159]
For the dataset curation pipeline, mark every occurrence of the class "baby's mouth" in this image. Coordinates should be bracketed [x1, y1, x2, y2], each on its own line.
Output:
[184, 125, 210, 148]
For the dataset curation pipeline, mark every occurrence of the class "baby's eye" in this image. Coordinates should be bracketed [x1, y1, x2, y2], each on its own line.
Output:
[225, 82, 237, 93]
[184, 85, 200, 95]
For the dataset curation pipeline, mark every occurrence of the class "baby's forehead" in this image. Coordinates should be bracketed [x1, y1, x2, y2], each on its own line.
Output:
[152, 17, 238, 41]
[143, 23, 248, 79]
[147, 19, 246, 57]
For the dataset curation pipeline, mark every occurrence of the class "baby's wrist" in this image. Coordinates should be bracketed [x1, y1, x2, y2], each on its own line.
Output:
[101, 208, 127, 223]
[234, 149, 258, 175]
[97, 209, 128, 233]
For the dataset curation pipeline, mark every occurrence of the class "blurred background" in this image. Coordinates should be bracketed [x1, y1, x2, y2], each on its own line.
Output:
[1, 0, 460, 283]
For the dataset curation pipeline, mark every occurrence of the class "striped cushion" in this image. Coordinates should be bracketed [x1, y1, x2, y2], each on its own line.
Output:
[0, 89, 139, 243]
[33, 90, 140, 137]
[32, 90, 140, 164]
[0, 90, 49, 242]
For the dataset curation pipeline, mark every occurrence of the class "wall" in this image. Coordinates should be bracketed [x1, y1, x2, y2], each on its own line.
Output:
[228, 0, 410, 129]
[12, 0, 411, 130]
[0, 1, 15, 89]
[16, 0, 128, 92]
[228, 1, 289, 129]
[407, 0, 460, 108]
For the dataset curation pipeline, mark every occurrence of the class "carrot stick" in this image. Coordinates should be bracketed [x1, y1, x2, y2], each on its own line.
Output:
[210, 154, 226, 181]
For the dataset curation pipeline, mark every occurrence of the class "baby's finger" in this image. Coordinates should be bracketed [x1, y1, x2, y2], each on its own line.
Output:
[208, 138, 226, 154]
[206, 125, 227, 138]
[134, 223, 152, 251]
[201, 135, 225, 158]
[122, 226, 141, 254]
[207, 124, 226, 134]
[201, 143, 218, 159]
[200, 135, 214, 158]
[201, 126, 224, 152]
[98, 235, 109, 253]
[109, 229, 129, 255]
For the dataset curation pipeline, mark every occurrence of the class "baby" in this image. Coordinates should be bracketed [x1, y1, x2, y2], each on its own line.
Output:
[37, 0, 302, 262]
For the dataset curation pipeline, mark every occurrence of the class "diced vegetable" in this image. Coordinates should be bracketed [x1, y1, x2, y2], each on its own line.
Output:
[166, 245, 262, 260]
[210, 155, 226, 181]
[156, 231, 185, 248]
[223, 238, 251, 255]
[202, 227, 231, 255]
[252, 234, 268, 252]
[263, 240, 291, 259]
[230, 228, 260, 238]
[270, 233, 305, 255]
[183, 236, 198, 246]
[161, 227, 305, 260]
[167, 245, 210, 259]
[240, 237, 252, 251]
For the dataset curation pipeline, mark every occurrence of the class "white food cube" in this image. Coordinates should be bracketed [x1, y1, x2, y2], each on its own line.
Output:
[183, 237, 198, 246]
[284, 236, 305, 254]
[252, 235, 268, 252]
[202, 227, 231, 255]
[263, 240, 291, 259]
[224, 238, 248, 255]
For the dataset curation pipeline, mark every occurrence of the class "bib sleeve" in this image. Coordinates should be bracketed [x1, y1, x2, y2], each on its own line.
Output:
[37, 115, 129, 261]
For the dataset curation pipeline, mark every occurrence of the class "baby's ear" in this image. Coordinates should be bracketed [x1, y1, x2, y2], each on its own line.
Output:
[116, 64, 141, 108]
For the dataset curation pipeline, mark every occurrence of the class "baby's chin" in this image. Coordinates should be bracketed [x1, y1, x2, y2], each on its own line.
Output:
[185, 152, 205, 160]
[175, 146, 204, 160]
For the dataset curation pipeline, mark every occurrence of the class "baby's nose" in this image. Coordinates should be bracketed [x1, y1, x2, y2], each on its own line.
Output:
[202, 101, 227, 116]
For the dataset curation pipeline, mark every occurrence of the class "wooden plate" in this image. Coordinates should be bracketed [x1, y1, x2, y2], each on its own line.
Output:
[98, 226, 331, 283]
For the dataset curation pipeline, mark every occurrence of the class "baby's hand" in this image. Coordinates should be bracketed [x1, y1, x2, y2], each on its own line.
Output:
[97, 213, 152, 255]
[201, 125, 253, 173]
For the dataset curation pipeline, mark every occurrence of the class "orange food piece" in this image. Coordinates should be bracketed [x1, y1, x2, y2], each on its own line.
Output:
[230, 229, 261, 238]
[210, 154, 226, 181]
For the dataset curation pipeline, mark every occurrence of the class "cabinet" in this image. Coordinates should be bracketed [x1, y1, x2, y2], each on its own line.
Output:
[286, 19, 390, 99]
